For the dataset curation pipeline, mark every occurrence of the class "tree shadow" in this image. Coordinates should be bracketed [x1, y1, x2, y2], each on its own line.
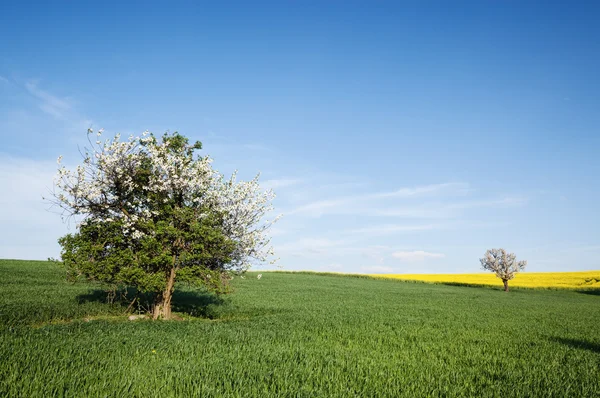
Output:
[76, 286, 228, 319]
[551, 337, 600, 354]
[171, 290, 227, 319]
[76, 287, 135, 308]
[576, 288, 600, 296]
[441, 282, 493, 289]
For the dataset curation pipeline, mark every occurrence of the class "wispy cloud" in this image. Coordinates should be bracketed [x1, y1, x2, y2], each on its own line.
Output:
[275, 237, 394, 264]
[18, 80, 94, 135]
[287, 182, 469, 217]
[347, 223, 444, 235]
[0, 75, 9, 84]
[285, 180, 525, 219]
[243, 143, 271, 151]
[268, 227, 287, 237]
[287, 198, 348, 216]
[262, 178, 303, 190]
[372, 197, 525, 218]
[371, 206, 453, 218]
[24, 81, 73, 120]
[392, 251, 445, 262]
[369, 182, 470, 199]
[276, 238, 350, 256]
[447, 196, 528, 209]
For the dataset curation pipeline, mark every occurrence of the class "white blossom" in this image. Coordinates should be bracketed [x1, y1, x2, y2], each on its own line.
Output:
[51, 130, 279, 271]
[480, 248, 527, 291]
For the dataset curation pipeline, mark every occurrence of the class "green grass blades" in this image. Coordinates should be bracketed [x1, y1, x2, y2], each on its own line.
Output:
[1, 260, 599, 397]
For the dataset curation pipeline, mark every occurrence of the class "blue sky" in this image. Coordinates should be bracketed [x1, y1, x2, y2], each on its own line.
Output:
[1, 1, 599, 273]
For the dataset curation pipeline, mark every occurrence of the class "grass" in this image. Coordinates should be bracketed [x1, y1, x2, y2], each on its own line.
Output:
[373, 271, 600, 289]
[1, 259, 599, 397]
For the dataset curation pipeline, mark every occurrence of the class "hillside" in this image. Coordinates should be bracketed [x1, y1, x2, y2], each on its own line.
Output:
[1, 259, 599, 397]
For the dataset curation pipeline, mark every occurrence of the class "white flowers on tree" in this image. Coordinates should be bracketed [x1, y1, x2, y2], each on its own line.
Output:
[51, 129, 279, 319]
[480, 248, 527, 292]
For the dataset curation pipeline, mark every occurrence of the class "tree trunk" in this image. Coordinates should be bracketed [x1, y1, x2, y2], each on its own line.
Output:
[152, 257, 177, 320]
[503, 279, 509, 292]
[152, 295, 166, 320]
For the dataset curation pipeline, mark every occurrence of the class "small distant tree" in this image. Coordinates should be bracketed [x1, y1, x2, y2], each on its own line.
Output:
[480, 248, 527, 292]
[50, 130, 279, 319]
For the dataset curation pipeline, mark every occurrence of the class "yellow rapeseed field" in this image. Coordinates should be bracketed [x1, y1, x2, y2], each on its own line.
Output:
[372, 271, 600, 289]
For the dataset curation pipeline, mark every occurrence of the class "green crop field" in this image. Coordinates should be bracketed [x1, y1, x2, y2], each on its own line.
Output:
[1, 259, 599, 397]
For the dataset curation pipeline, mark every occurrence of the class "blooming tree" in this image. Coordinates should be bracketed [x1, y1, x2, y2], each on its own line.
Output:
[51, 130, 278, 319]
[480, 248, 527, 292]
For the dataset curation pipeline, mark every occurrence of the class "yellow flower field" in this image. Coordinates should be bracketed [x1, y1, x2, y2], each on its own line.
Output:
[372, 271, 600, 289]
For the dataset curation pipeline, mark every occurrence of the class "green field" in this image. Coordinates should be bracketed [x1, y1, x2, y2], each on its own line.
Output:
[1, 259, 599, 397]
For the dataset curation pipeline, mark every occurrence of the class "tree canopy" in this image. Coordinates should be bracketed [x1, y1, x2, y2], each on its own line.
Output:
[480, 248, 527, 292]
[51, 130, 278, 318]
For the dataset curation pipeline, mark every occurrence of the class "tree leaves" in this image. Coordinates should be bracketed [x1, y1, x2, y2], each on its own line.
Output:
[53, 131, 277, 306]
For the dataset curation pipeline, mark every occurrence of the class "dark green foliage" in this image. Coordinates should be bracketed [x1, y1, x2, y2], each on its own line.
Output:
[56, 133, 239, 317]
[1, 260, 600, 397]
[59, 208, 236, 294]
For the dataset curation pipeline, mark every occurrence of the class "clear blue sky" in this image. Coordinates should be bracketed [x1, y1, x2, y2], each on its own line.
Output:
[1, 1, 599, 273]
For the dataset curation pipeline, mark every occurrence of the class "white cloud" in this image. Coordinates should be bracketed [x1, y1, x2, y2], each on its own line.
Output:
[322, 263, 343, 271]
[360, 246, 390, 264]
[360, 265, 394, 273]
[0, 75, 9, 84]
[392, 251, 445, 262]
[0, 155, 69, 259]
[572, 245, 600, 252]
